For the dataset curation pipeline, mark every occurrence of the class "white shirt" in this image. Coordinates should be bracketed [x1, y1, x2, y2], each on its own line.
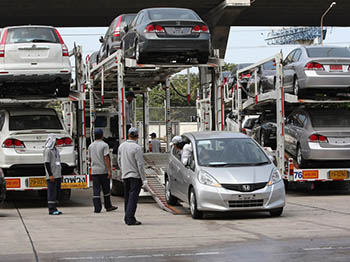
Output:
[118, 140, 145, 180]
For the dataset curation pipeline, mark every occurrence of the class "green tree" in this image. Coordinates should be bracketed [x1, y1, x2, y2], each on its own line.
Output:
[222, 62, 236, 72]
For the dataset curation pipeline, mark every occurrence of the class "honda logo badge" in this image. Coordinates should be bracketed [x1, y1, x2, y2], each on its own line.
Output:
[242, 185, 251, 192]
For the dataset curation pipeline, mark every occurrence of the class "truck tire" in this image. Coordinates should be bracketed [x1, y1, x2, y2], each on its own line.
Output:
[111, 179, 124, 196]
[57, 84, 70, 97]
[60, 189, 71, 201]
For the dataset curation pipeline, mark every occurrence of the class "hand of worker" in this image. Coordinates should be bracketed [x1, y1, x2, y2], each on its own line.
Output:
[49, 176, 54, 183]
[107, 171, 112, 179]
[142, 180, 148, 189]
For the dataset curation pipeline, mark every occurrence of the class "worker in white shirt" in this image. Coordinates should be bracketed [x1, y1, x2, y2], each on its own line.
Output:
[150, 133, 161, 153]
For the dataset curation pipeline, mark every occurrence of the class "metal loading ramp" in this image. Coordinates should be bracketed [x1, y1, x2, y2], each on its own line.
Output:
[143, 153, 188, 215]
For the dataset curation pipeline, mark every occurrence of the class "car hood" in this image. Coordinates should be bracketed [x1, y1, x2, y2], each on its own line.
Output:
[200, 164, 274, 184]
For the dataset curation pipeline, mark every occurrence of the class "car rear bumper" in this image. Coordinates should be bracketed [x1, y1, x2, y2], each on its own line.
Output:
[300, 71, 350, 89]
[195, 180, 285, 212]
[303, 144, 350, 160]
[140, 38, 210, 55]
[0, 70, 71, 84]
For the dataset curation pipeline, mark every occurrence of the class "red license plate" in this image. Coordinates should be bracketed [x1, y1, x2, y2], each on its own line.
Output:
[330, 65, 342, 71]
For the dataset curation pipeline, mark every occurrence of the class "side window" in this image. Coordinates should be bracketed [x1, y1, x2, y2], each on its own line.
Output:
[131, 14, 139, 27]
[285, 50, 296, 65]
[294, 113, 304, 128]
[298, 113, 307, 127]
[293, 49, 302, 62]
[0, 112, 4, 130]
[136, 13, 144, 25]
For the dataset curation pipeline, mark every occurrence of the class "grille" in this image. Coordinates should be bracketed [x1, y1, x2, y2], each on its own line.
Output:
[221, 182, 267, 192]
[228, 199, 264, 208]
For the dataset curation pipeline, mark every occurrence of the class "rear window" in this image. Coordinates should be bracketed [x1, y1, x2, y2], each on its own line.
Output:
[6, 27, 60, 44]
[306, 47, 350, 58]
[149, 9, 199, 20]
[310, 111, 350, 128]
[122, 15, 136, 26]
[10, 115, 63, 131]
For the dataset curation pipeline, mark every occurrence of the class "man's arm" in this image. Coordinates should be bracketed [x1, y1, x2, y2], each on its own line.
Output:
[104, 154, 112, 179]
[135, 146, 146, 182]
[44, 150, 54, 182]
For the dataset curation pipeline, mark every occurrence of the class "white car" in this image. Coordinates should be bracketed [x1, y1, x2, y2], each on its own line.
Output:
[0, 107, 75, 177]
[0, 25, 72, 97]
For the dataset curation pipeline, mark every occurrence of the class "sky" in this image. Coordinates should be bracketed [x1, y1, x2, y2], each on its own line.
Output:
[58, 26, 350, 70]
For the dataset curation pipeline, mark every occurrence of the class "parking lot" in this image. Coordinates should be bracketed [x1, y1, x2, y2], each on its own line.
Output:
[1, 186, 350, 262]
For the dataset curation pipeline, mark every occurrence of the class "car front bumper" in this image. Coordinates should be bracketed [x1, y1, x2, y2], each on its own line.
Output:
[195, 180, 285, 212]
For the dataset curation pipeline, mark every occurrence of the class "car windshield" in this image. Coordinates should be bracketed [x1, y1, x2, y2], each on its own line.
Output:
[306, 47, 350, 58]
[149, 9, 199, 20]
[310, 111, 350, 128]
[263, 61, 276, 70]
[10, 115, 63, 130]
[6, 27, 60, 44]
[196, 138, 270, 166]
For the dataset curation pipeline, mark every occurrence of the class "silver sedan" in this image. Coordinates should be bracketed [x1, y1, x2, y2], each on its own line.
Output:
[283, 46, 350, 96]
[165, 132, 285, 219]
[285, 107, 350, 168]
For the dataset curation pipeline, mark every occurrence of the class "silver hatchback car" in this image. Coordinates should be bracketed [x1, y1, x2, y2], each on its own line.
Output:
[165, 132, 285, 219]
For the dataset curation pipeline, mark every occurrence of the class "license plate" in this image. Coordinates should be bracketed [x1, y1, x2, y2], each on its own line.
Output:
[165, 27, 191, 35]
[330, 65, 343, 71]
[329, 170, 348, 180]
[29, 177, 46, 188]
[237, 194, 255, 200]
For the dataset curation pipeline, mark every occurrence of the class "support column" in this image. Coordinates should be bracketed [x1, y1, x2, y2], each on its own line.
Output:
[117, 51, 126, 143]
[165, 79, 171, 152]
[143, 91, 149, 153]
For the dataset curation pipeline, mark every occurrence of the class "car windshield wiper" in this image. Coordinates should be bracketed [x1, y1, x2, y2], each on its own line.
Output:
[223, 163, 253, 167]
[204, 163, 228, 167]
[31, 39, 56, 43]
[252, 161, 269, 166]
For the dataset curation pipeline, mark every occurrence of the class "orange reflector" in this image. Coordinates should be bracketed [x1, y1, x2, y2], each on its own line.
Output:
[6, 178, 21, 188]
[302, 170, 319, 179]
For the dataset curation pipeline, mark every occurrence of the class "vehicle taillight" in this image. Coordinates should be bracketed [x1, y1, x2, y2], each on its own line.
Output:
[0, 29, 8, 58]
[54, 29, 69, 57]
[305, 62, 324, 70]
[2, 138, 25, 148]
[144, 24, 165, 33]
[56, 137, 73, 147]
[242, 128, 247, 134]
[113, 16, 122, 37]
[192, 25, 209, 33]
[308, 134, 328, 143]
[201, 25, 209, 33]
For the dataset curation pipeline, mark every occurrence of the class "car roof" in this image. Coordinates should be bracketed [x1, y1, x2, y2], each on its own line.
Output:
[2, 107, 57, 116]
[183, 131, 248, 140]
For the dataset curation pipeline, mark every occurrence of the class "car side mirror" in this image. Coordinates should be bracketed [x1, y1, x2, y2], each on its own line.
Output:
[99, 36, 104, 43]
[124, 25, 129, 33]
[268, 155, 275, 162]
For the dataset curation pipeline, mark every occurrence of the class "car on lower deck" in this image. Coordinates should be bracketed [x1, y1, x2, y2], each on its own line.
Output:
[0, 25, 72, 97]
[165, 132, 285, 219]
[285, 107, 350, 168]
[0, 107, 76, 177]
[122, 7, 211, 64]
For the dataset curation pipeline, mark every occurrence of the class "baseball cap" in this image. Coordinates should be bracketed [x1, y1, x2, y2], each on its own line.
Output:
[150, 132, 156, 138]
[128, 127, 139, 137]
[126, 91, 136, 98]
[94, 128, 103, 137]
[170, 136, 182, 146]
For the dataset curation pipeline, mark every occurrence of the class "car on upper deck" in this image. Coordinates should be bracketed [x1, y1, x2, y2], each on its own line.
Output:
[0, 25, 71, 97]
[165, 131, 285, 219]
[121, 8, 211, 64]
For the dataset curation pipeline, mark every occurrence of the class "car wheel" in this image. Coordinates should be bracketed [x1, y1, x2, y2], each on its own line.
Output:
[269, 207, 283, 217]
[189, 187, 203, 219]
[111, 179, 124, 196]
[135, 40, 145, 64]
[165, 178, 178, 205]
[57, 84, 70, 97]
[293, 76, 304, 97]
[60, 189, 71, 202]
[296, 144, 306, 168]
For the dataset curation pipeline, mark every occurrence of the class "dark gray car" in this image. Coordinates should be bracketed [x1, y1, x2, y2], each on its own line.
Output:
[121, 8, 211, 64]
[285, 107, 350, 168]
[247, 60, 276, 94]
[283, 46, 350, 97]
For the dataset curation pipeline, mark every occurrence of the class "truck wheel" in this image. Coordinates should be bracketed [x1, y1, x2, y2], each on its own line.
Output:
[60, 189, 71, 201]
[165, 178, 178, 205]
[270, 207, 283, 217]
[57, 84, 70, 97]
[111, 179, 124, 196]
[197, 54, 208, 64]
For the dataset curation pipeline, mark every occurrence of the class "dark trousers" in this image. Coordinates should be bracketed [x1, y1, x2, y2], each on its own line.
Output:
[123, 178, 142, 224]
[92, 174, 112, 212]
[47, 178, 62, 213]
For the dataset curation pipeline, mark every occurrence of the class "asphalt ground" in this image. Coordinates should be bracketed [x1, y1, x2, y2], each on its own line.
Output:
[1, 184, 350, 262]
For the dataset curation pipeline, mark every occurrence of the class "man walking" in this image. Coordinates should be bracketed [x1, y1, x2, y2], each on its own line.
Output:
[150, 132, 161, 153]
[88, 128, 118, 213]
[118, 127, 146, 226]
[44, 134, 62, 215]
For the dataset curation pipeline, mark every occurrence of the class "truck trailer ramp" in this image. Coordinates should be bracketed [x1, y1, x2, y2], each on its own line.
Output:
[144, 153, 188, 215]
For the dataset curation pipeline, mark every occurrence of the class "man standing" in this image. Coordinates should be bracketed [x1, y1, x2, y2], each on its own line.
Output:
[125, 91, 136, 135]
[44, 134, 62, 215]
[150, 132, 161, 153]
[88, 129, 118, 213]
[118, 127, 146, 226]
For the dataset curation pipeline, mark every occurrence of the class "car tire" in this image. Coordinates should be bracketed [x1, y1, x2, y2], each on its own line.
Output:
[293, 76, 304, 97]
[269, 207, 283, 217]
[57, 84, 70, 97]
[111, 179, 124, 196]
[296, 144, 306, 168]
[197, 55, 208, 64]
[165, 178, 178, 205]
[135, 40, 145, 64]
[60, 189, 71, 202]
[189, 187, 203, 219]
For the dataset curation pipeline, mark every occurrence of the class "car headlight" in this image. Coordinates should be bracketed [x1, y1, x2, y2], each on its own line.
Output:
[198, 171, 221, 187]
[268, 168, 281, 185]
